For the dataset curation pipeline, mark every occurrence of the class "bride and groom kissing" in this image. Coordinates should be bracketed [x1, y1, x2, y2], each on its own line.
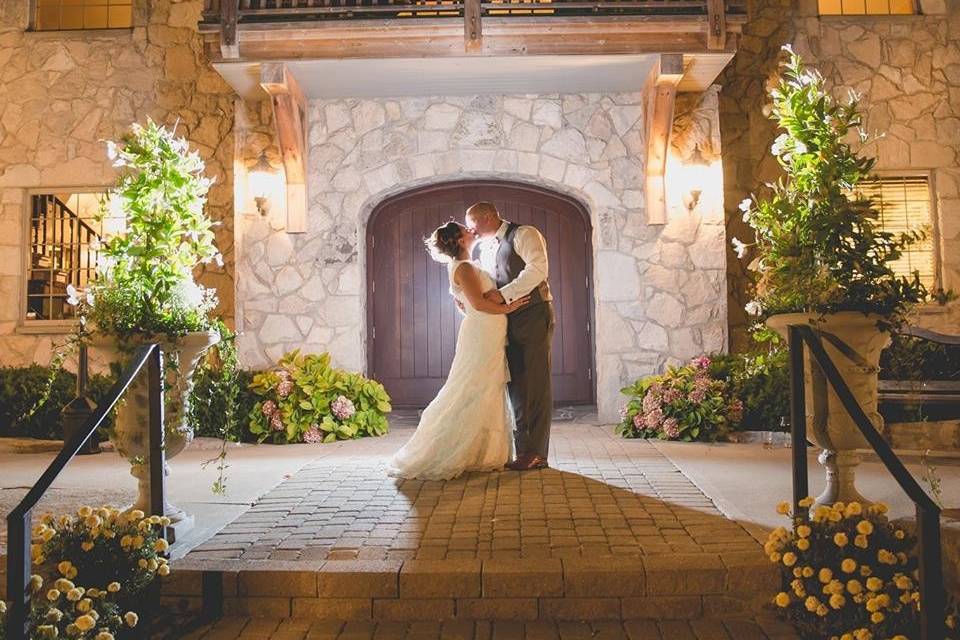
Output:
[388, 201, 555, 481]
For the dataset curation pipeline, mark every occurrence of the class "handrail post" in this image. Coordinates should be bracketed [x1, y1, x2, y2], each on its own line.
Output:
[5, 510, 31, 640]
[148, 346, 168, 541]
[788, 325, 809, 518]
[917, 505, 945, 640]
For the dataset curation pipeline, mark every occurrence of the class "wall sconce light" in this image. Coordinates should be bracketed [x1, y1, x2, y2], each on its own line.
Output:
[248, 152, 275, 217]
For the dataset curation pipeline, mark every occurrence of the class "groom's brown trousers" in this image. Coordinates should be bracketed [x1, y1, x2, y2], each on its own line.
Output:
[506, 300, 555, 460]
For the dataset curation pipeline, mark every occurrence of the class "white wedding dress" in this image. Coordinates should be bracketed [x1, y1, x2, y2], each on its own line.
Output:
[388, 259, 515, 480]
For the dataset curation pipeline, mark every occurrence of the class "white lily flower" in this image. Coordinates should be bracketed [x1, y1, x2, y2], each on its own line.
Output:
[731, 237, 749, 259]
[65, 284, 79, 306]
[781, 43, 795, 55]
[106, 141, 118, 160]
[738, 198, 752, 213]
[745, 300, 763, 316]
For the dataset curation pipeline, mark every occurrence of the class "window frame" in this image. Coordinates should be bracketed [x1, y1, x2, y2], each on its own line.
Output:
[817, 0, 919, 16]
[864, 169, 943, 292]
[18, 186, 111, 335]
[28, 0, 136, 33]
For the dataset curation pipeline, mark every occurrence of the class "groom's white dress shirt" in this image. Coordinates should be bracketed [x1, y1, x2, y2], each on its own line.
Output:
[478, 221, 550, 305]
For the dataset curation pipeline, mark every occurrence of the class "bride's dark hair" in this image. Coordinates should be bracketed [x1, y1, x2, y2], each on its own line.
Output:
[425, 221, 463, 263]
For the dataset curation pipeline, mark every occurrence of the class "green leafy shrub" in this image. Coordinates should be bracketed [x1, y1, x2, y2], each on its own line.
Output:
[248, 350, 391, 444]
[732, 47, 927, 327]
[0, 366, 115, 440]
[879, 334, 960, 382]
[710, 349, 790, 432]
[617, 356, 741, 441]
[188, 323, 257, 442]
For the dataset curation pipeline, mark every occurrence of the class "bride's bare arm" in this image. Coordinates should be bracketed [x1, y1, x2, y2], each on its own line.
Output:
[454, 263, 529, 314]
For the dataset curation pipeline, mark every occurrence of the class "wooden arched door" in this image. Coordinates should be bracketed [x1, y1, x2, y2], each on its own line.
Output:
[367, 180, 594, 408]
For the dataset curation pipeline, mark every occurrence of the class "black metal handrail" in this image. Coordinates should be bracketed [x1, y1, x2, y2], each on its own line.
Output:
[787, 324, 944, 640]
[5, 344, 166, 640]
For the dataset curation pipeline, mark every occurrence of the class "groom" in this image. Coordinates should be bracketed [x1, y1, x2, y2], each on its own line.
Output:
[465, 202, 554, 471]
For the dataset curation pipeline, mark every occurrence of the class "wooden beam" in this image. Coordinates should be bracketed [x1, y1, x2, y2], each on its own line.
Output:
[706, 0, 727, 50]
[220, 0, 239, 59]
[464, 0, 482, 52]
[645, 54, 684, 226]
[260, 63, 308, 234]
[200, 14, 744, 61]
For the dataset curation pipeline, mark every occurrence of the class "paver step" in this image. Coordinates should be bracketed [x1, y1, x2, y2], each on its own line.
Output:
[174, 617, 800, 639]
[162, 552, 777, 623]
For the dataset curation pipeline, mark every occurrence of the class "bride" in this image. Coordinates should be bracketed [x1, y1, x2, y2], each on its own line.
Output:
[388, 221, 529, 481]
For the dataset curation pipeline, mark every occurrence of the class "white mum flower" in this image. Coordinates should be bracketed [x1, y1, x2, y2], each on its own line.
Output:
[745, 300, 764, 316]
[65, 284, 80, 306]
[771, 133, 789, 156]
[738, 198, 752, 213]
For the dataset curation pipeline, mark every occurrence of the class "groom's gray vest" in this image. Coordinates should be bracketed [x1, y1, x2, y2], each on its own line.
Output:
[494, 222, 552, 308]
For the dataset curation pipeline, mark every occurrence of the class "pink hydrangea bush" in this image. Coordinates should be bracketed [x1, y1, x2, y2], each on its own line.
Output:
[248, 350, 391, 444]
[617, 356, 742, 441]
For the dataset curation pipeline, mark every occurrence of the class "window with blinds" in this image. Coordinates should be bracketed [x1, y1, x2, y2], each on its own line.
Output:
[818, 0, 915, 14]
[34, 0, 133, 31]
[854, 175, 937, 288]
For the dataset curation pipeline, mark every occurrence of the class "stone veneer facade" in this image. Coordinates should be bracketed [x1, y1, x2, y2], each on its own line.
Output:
[0, 0, 235, 366]
[235, 89, 729, 421]
[720, 0, 960, 349]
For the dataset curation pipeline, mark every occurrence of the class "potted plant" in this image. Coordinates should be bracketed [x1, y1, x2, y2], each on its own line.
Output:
[86, 120, 223, 528]
[733, 47, 927, 507]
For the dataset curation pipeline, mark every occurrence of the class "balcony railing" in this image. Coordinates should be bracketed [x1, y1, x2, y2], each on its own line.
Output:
[201, 0, 746, 24]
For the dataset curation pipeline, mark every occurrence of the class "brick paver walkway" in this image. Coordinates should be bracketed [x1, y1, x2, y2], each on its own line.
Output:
[179, 617, 799, 640]
[186, 419, 760, 563]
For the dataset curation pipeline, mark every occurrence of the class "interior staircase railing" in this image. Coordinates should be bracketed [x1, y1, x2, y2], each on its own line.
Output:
[787, 324, 945, 640]
[4, 344, 166, 640]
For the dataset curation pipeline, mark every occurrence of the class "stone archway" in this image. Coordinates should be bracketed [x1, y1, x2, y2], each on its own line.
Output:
[366, 179, 595, 408]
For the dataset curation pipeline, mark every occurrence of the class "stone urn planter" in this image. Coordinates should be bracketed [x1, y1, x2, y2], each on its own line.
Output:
[93, 330, 219, 529]
[766, 312, 891, 508]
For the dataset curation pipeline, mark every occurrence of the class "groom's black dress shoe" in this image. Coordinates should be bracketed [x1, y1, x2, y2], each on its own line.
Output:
[506, 455, 548, 471]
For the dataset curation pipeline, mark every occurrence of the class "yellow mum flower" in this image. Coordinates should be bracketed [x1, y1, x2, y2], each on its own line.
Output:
[130, 509, 145, 520]
[776, 501, 791, 515]
[75, 614, 96, 631]
[896, 552, 908, 564]
[844, 502, 862, 518]
[84, 515, 100, 528]
[138, 558, 149, 569]
[826, 580, 844, 595]
[77, 506, 93, 518]
[856, 520, 874, 535]
[841, 558, 857, 573]
[900, 592, 913, 604]
[158, 564, 171, 577]
[76, 598, 91, 613]
[57, 561, 73, 576]
[132, 535, 144, 549]
[853, 630, 873, 640]
[834, 533, 848, 547]
[816, 604, 828, 616]
[42, 529, 55, 543]
[796, 538, 810, 551]
[828, 510, 843, 523]
[894, 529, 905, 539]
[866, 577, 883, 592]
[793, 567, 803, 578]
[829, 593, 845, 609]
[66, 588, 83, 602]
[870, 611, 884, 624]
[818, 568, 833, 584]
[804, 596, 819, 612]
[54, 579, 73, 592]
[840, 635, 854, 640]
[859, 564, 872, 576]
[124, 611, 139, 627]
[96, 633, 115, 640]
[813, 506, 831, 522]
[154, 538, 169, 553]
[796, 525, 812, 538]
[46, 589, 61, 602]
[802, 566, 814, 578]
[846, 579, 863, 595]
[854, 535, 869, 549]
[877, 594, 891, 607]
[894, 575, 913, 590]
[782, 552, 797, 567]
[799, 497, 815, 508]
[892, 636, 908, 640]
[147, 559, 159, 572]
[865, 597, 880, 612]
[81, 541, 94, 552]
[160, 516, 172, 526]
[774, 592, 791, 607]
[107, 582, 121, 593]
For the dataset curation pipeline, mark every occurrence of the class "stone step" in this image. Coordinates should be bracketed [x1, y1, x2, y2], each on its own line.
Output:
[176, 617, 801, 639]
[161, 552, 778, 623]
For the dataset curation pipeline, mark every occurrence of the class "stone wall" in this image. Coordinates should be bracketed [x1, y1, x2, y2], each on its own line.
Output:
[235, 89, 728, 421]
[0, 0, 236, 367]
[720, 0, 960, 347]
